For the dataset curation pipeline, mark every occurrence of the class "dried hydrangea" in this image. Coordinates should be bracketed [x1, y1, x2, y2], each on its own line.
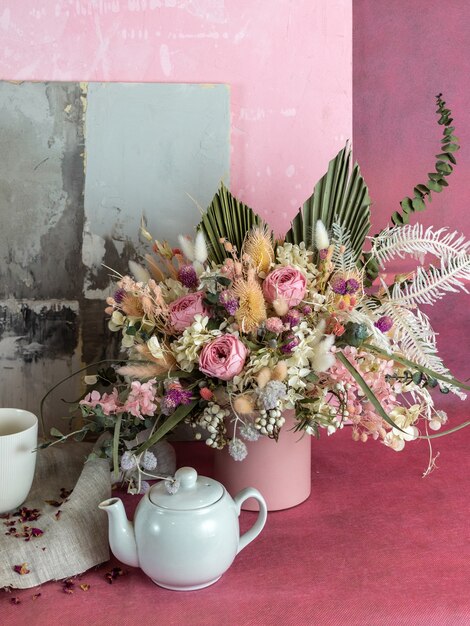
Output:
[172, 315, 222, 371]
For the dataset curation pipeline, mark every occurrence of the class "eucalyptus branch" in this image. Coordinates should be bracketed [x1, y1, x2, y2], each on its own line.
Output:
[392, 94, 459, 226]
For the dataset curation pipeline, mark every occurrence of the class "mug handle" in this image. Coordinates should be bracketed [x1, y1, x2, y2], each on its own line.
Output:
[233, 487, 268, 554]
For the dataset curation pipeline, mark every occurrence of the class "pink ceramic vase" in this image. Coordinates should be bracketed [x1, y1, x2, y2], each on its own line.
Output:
[213, 410, 311, 511]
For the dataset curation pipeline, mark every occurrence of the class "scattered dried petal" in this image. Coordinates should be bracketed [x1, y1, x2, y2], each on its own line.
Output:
[44, 500, 62, 508]
[31, 528, 44, 537]
[62, 578, 75, 594]
[55, 510, 62, 520]
[13, 563, 30, 575]
[79, 584, 90, 591]
[10, 597, 21, 605]
[105, 567, 126, 584]
[32, 593, 41, 600]
[15, 507, 41, 522]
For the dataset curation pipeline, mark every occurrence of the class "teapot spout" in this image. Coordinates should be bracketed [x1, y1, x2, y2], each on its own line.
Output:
[99, 497, 139, 567]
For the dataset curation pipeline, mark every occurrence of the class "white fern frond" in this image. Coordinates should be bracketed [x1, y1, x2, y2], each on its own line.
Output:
[389, 257, 470, 307]
[371, 225, 469, 267]
[380, 302, 465, 398]
[330, 221, 356, 273]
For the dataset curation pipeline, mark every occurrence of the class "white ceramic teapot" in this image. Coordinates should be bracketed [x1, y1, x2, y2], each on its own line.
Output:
[99, 466, 267, 591]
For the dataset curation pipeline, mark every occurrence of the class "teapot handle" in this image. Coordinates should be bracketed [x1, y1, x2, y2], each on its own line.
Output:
[233, 488, 268, 554]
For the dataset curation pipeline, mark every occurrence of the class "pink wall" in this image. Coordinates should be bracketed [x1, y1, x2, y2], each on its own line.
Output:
[354, 1, 470, 416]
[0, 0, 352, 237]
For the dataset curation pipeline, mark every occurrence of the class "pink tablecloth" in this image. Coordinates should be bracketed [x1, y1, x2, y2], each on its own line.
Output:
[2, 425, 469, 625]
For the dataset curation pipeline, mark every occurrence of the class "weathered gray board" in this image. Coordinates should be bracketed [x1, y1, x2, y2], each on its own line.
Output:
[0, 81, 230, 433]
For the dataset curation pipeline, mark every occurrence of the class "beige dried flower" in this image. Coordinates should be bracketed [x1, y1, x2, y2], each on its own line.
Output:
[233, 394, 255, 415]
[256, 367, 272, 389]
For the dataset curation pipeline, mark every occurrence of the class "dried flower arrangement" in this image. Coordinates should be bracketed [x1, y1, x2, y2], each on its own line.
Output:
[42, 94, 469, 490]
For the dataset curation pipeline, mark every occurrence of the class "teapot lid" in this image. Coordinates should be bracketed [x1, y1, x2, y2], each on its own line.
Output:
[149, 467, 224, 510]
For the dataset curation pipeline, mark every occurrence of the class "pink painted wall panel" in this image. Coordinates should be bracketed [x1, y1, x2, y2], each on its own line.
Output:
[0, 0, 352, 237]
[354, 1, 470, 418]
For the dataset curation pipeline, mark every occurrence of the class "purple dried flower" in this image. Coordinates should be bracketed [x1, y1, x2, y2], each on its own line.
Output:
[280, 332, 300, 354]
[282, 309, 302, 328]
[178, 264, 199, 289]
[302, 305, 312, 315]
[161, 387, 193, 415]
[345, 278, 360, 294]
[319, 249, 328, 260]
[331, 277, 347, 295]
[219, 290, 239, 315]
[113, 288, 126, 304]
[374, 316, 393, 333]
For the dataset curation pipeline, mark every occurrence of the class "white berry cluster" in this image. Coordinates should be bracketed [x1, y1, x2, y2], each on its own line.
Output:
[197, 402, 230, 449]
[254, 406, 285, 438]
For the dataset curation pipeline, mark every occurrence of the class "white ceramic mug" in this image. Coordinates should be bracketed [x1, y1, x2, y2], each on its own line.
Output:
[0, 409, 38, 514]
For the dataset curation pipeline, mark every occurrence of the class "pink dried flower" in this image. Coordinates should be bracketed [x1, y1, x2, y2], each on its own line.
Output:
[199, 387, 213, 401]
[265, 317, 285, 334]
[124, 379, 158, 418]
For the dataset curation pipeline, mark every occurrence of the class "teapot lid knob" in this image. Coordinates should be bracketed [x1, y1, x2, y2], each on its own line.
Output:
[175, 467, 198, 489]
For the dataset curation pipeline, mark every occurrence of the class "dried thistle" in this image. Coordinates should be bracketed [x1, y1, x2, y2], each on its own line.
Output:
[233, 274, 267, 333]
[242, 226, 274, 275]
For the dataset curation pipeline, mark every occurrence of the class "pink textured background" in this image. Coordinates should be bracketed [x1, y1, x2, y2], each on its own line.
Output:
[0, 0, 352, 237]
[354, 0, 470, 419]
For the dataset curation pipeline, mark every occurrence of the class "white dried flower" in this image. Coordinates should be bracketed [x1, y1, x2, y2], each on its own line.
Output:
[141, 451, 157, 471]
[129, 260, 151, 284]
[228, 438, 248, 461]
[258, 380, 287, 410]
[239, 423, 261, 442]
[165, 478, 180, 495]
[172, 315, 221, 371]
[139, 480, 150, 494]
[315, 219, 330, 250]
[120, 451, 137, 472]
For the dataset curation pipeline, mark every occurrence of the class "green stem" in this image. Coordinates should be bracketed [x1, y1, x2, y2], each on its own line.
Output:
[39, 359, 127, 439]
[113, 413, 123, 479]
[135, 400, 198, 456]
[362, 343, 470, 391]
[336, 351, 406, 434]
[419, 420, 470, 440]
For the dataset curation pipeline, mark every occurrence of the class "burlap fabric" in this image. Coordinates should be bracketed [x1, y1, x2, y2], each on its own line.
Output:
[0, 442, 111, 589]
